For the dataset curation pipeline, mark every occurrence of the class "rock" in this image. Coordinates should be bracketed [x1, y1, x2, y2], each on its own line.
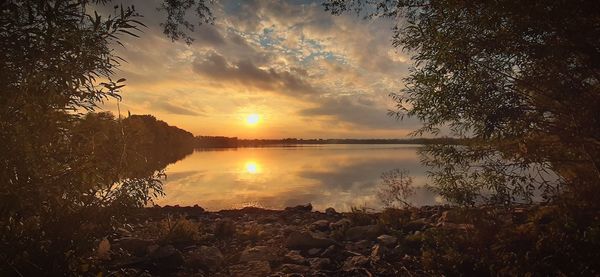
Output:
[436, 222, 475, 231]
[114, 237, 155, 257]
[438, 210, 465, 223]
[279, 263, 311, 274]
[185, 245, 224, 271]
[330, 218, 352, 231]
[307, 248, 321, 256]
[284, 250, 306, 265]
[345, 225, 385, 241]
[117, 227, 132, 237]
[214, 218, 236, 238]
[377, 234, 398, 246]
[229, 260, 271, 277]
[325, 207, 337, 216]
[285, 203, 313, 212]
[370, 244, 389, 262]
[239, 245, 282, 262]
[342, 255, 370, 270]
[96, 238, 111, 260]
[351, 240, 372, 253]
[310, 220, 330, 231]
[147, 245, 183, 271]
[307, 257, 331, 270]
[343, 267, 374, 276]
[404, 218, 430, 232]
[320, 245, 342, 259]
[285, 231, 337, 250]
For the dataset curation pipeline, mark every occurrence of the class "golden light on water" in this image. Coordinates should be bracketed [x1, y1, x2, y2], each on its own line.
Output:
[245, 114, 261, 126]
[245, 161, 261, 174]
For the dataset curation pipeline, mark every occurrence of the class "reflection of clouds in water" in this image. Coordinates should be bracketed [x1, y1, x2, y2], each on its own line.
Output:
[165, 170, 204, 182]
[158, 145, 439, 211]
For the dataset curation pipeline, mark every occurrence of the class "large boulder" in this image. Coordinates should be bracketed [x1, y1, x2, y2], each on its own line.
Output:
[345, 225, 385, 241]
[285, 231, 337, 250]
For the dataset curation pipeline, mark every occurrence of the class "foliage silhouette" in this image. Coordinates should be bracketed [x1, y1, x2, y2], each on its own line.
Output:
[324, 0, 600, 208]
[0, 0, 209, 275]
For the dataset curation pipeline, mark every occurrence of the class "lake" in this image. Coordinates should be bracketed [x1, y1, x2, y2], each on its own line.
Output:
[155, 144, 442, 211]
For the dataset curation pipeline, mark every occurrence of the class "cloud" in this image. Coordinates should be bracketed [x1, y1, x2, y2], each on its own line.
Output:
[153, 102, 203, 116]
[98, 0, 421, 138]
[193, 51, 319, 96]
[299, 96, 422, 130]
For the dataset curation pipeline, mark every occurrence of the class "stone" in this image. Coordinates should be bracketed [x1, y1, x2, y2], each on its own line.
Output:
[436, 222, 475, 231]
[285, 203, 313, 212]
[307, 248, 321, 256]
[240, 245, 282, 262]
[114, 237, 155, 257]
[438, 210, 465, 223]
[147, 245, 183, 271]
[342, 255, 370, 270]
[307, 257, 331, 270]
[96, 238, 111, 260]
[116, 227, 132, 237]
[352, 240, 372, 252]
[325, 207, 337, 216]
[185, 245, 224, 271]
[284, 250, 306, 265]
[345, 225, 385, 241]
[330, 218, 352, 231]
[229, 260, 271, 277]
[320, 245, 341, 258]
[279, 263, 311, 274]
[310, 220, 330, 231]
[285, 231, 337, 250]
[370, 244, 389, 262]
[404, 218, 430, 232]
[377, 234, 398, 246]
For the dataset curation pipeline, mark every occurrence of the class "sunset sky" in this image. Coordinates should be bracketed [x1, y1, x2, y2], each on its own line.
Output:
[101, 0, 421, 138]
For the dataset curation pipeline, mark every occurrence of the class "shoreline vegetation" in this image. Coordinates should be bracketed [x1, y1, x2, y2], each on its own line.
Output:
[94, 203, 599, 276]
[195, 136, 461, 149]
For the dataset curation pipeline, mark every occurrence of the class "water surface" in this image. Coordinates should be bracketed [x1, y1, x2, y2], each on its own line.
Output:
[156, 144, 441, 211]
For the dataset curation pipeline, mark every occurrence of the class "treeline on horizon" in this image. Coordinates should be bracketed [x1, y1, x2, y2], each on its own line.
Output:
[195, 136, 461, 148]
[80, 112, 459, 155]
[75, 112, 196, 176]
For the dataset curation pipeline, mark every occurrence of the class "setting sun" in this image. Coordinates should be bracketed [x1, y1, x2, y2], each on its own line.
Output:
[245, 114, 261, 126]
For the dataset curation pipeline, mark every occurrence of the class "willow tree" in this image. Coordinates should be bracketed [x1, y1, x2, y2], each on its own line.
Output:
[0, 0, 212, 274]
[325, 0, 600, 207]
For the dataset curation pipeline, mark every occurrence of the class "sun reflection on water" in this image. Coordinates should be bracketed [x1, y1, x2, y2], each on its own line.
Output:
[244, 161, 261, 174]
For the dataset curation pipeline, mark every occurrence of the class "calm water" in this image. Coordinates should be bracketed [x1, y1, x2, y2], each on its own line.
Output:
[155, 144, 442, 211]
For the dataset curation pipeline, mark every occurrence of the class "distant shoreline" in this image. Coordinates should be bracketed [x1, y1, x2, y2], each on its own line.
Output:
[194, 137, 462, 149]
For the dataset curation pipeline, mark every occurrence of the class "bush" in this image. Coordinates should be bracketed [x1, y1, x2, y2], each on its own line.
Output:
[155, 216, 201, 244]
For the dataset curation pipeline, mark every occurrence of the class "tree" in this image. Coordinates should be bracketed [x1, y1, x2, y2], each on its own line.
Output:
[325, 0, 600, 207]
[0, 0, 211, 274]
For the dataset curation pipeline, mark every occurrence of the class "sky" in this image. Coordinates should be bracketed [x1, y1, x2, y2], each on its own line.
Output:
[100, 0, 421, 139]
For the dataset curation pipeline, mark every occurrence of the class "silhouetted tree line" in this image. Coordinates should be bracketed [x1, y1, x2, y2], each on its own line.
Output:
[195, 136, 461, 148]
[73, 112, 195, 178]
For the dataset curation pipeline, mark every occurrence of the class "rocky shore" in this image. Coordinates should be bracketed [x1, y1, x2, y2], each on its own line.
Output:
[94, 203, 586, 276]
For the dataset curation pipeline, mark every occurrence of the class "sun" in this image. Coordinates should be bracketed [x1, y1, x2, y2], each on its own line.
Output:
[245, 113, 261, 126]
